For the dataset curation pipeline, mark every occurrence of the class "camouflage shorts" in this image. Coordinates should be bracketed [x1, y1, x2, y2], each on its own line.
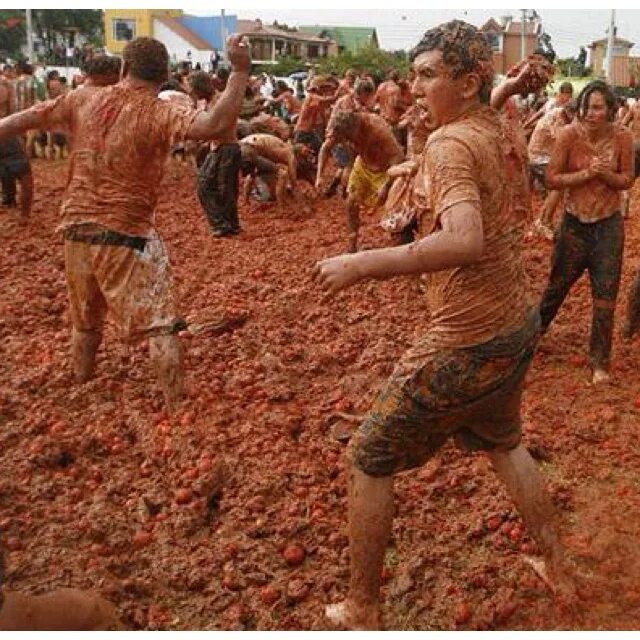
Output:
[350, 310, 540, 477]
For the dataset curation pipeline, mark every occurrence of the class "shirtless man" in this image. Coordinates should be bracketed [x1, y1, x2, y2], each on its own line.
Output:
[196, 67, 245, 238]
[375, 69, 405, 140]
[316, 110, 403, 252]
[239, 133, 296, 203]
[541, 80, 633, 384]
[528, 101, 576, 239]
[269, 85, 301, 123]
[318, 78, 376, 198]
[0, 72, 31, 217]
[43, 70, 68, 160]
[314, 21, 576, 629]
[293, 78, 337, 156]
[0, 35, 251, 410]
[334, 68, 358, 100]
[13, 61, 39, 158]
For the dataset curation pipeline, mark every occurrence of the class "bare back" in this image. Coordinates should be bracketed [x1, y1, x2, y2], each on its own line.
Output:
[348, 113, 403, 172]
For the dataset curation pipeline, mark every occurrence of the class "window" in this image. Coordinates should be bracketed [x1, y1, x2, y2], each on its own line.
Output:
[307, 44, 319, 58]
[113, 19, 135, 42]
[485, 30, 501, 52]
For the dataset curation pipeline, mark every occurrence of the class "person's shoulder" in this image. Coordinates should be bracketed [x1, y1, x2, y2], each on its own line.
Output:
[557, 120, 580, 142]
[613, 120, 633, 143]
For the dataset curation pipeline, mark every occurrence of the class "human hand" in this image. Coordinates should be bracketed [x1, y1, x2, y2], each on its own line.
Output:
[226, 35, 251, 74]
[507, 54, 555, 95]
[312, 254, 364, 295]
[589, 157, 609, 177]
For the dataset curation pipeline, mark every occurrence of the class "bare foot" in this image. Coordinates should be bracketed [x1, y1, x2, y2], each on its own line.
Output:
[523, 555, 580, 608]
[591, 368, 610, 385]
[325, 601, 380, 630]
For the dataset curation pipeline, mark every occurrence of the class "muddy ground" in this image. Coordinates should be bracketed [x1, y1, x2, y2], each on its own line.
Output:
[1, 160, 640, 630]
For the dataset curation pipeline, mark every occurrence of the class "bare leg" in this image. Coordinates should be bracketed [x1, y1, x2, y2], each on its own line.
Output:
[326, 465, 393, 630]
[346, 198, 360, 253]
[72, 328, 102, 383]
[149, 334, 184, 413]
[487, 444, 574, 596]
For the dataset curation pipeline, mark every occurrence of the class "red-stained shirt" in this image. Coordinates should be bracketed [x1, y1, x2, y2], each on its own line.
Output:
[420, 106, 530, 348]
[33, 82, 197, 236]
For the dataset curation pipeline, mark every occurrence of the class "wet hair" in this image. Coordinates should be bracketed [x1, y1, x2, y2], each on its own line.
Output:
[410, 20, 494, 104]
[17, 60, 33, 75]
[122, 37, 169, 83]
[333, 110, 357, 135]
[158, 79, 184, 93]
[576, 80, 617, 122]
[354, 78, 375, 96]
[189, 70, 214, 100]
[559, 81, 574, 95]
[217, 67, 230, 81]
[47, 70, 59, 81]
[84, 54, 122, 79]
[388, 69, 400, 82]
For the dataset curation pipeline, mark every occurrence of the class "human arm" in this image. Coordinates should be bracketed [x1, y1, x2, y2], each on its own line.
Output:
[315, 136, 336, 189]
[493, 54, 555, 112]
[622, 109, 633, 127]
[313, 202, 483, 294]
[186, 35, 251, 141]
[590, 132, 635, 190]
[0, 94, 68, 142]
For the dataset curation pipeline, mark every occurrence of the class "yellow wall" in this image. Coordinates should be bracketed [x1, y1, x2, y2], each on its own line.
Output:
[103, 9, 182, 54]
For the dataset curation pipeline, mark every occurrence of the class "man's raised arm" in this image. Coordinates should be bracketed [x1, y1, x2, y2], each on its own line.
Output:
[186, 35, 251, 141]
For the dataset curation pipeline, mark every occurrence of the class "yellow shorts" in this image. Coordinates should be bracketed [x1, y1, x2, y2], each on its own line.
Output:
[347, 155, 387, 209]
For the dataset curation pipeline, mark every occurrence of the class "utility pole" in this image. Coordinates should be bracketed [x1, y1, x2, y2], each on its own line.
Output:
[521, 8, 526, 60]
[220, 9, 227, 64]
[606, 9, 616, 82]
[25, 8, 34, 63]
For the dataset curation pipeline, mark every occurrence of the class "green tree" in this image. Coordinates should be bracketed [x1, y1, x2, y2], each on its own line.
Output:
[0, 10, 26, 59]
[32, 9, 103, 51]
[315, 45, 410, 83]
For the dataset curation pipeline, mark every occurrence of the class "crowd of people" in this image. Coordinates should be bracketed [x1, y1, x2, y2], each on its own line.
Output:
[0, 20, 639, 629]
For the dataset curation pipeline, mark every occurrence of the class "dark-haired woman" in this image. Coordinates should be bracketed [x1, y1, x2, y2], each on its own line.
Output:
[540, 80, 634, 384]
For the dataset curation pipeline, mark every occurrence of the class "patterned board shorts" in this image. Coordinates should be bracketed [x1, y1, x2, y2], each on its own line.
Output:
[350, 310, 540, 477]
[64, 224, 180, 342]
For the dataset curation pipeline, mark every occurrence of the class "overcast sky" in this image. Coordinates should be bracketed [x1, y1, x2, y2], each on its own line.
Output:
[186, 8, 637, 59]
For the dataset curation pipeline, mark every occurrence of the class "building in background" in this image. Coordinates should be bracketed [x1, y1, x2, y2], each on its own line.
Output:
[237, 19, 337, 64]
[298, 25, 379, 54]
[152, 13, 236, 68]
[102, 10, 335, 67]
[480, 15, 541, 75]
[103, 9, 182, 55]
[588, 35, 639, 86]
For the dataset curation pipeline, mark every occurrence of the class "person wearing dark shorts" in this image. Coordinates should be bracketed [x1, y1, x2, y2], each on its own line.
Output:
[197, 143, 242, 236]
[540, 80, 634, 384]
[0, 136, 32, 217]
[352, 311, 539, 477]
[314, 21, 576, 630]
